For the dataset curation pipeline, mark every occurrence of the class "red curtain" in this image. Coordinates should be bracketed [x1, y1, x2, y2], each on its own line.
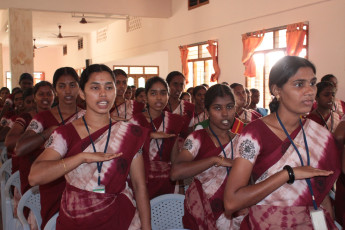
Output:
[242, 31, 265, 77]
[286, 22, 307, 56]
[206, 40, 220, 82]
[179, 45, 189, 84]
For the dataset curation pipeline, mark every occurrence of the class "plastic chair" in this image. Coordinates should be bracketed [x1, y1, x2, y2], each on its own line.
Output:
[0, 158, 12, 230]
[150, 194, 185, 230]
[44, 212, 59, 230]
[17, 186, 42, 230]
[4, 171, 22, 230]
[1, 145, 8, 163]
[183, 177, 193, 192]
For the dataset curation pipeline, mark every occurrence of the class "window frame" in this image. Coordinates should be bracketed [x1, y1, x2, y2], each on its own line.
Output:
[188, 0, 209, 10]
[113, 65, 159, 88]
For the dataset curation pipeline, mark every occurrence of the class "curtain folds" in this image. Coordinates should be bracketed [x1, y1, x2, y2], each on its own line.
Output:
[179, 45, 189, 84]
[286, 22, 307, 56]
[206, 40, 220, 82]
[241, 31, 265, 78]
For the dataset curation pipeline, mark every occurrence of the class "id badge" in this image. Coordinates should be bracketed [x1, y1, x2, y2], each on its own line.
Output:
[310, 208, 327, 230]
[93, 184, 105, 193]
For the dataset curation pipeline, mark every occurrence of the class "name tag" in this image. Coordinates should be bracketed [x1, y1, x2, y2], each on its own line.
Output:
[310, 208, 327, 230]
[93, 184, 105, 193]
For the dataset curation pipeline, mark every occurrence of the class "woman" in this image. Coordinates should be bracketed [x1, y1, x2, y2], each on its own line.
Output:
[193, 85, 208, 126]
[224, 56, 340, 229]
[180, 92, 191, 103]
[0, 87, 10, 109]
[129, 76, 184, 199]
[171, 84, 245, 230]
[307, 81, 341, 132]
[29, 64, 151, 230]
[134, 87, 146, 105]
[16, 67, 85, 229]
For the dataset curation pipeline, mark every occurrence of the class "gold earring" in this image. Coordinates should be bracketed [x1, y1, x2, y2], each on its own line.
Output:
[276, 95, 280, 101]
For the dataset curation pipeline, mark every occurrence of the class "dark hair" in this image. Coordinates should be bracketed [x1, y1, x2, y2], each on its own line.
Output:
[19, 73, 33, 83]
[53, 67, 79, 89]
[316, 81, 334, 98]
[130, 85, 136, 89]
[321, 74, 336, 82]
[205, 84, 235, 111]
[12, 87, 21, 94]
[33, 81, 54, 96]
[166, 71, 185, 85]
[113, 69, 127, 78]
[80, 64, 115, 91]
[22, 88, 34, 100]
[202, 83, 209, 89]
[135, 87, 145, 98]
[180, 92, 191, 100]
[186, 87, 194, 94]
[126, 86, 132, 90]
[0, 87, 10, 94]
[145, 76, 169, 95]
[230, 83, 243, 90]
[268, 56, 316, 113]
[245, 88, 250, 95]
[221, 82, 230, 86]
[250, 88, 259, 94]
[192, 85, 207, 97]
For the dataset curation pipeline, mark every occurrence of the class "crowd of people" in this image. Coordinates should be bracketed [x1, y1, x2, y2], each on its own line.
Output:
[0, 55, 344, 229]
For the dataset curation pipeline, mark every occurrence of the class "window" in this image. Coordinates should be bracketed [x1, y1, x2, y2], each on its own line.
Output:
[113, 65, 159, 88]
[63, 45, 67, 56]
[245, 24, 308, 109]
[78, 38, 83, 50]
[188, 0, 209, 10]
[185, 41, 218, 88]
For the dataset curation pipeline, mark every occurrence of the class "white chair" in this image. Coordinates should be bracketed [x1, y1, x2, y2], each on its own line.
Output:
[4, 171, 22, 230]
[150, 194, 185, 230]
[17, 186, 42, 230]
[1, 145, 8, 163]
[1, 158, 12, 230]
[44, 212, 59, 230]
[183, 177, 193, 192]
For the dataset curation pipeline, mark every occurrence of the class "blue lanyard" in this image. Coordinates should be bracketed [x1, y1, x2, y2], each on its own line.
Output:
[276, 112, 318, 210]
[57, 105, 78, 125]
[208, 125, 233, 175]
[316, 109, 333, 132]
[148, 110, 165, 160]
[115, 101, 127, 119]
[82, 116, 112, 186]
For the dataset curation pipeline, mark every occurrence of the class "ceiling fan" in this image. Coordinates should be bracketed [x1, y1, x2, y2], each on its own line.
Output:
[33, 38, 47, 49]
[79, 14, 96, 24]
[52, 25, 79, 39]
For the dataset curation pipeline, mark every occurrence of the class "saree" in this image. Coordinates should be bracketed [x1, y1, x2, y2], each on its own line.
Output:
[27, 109, 85, 229]
[236, 109, 261, 123]
[334, 98, 345, 117]
[182, 129, 244, 230]
[129, 111, 184, 199]
[306, 110, 341, 132]
[45, 121, 149, 229]
[235, 119, 341, 229]
[110, 100, 145, 120]
[195, 118, 245, 135]
[193, 111, 208, 126]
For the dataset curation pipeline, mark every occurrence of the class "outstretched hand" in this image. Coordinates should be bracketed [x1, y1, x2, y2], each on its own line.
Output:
[82, 152, 123, 163]
[293, 166, 333, 180]
[150, 131, 176, 139]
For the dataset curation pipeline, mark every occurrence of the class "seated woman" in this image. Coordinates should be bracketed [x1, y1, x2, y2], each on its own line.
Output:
[307, 81, 341, 132]
[29, 64, 151, 230]
[224, 56, 340, 229]
[129, 76, 184, 199]
[16, 67, 85, 229]
[230, 83, 261, 124]
[171, 84, 245, 230]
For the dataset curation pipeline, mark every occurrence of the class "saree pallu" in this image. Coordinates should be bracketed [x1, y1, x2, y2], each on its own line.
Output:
[235, 119, 341, 229]
[193, 111, 208, 126]
[183, 129, 243, 230]
[236, 109, 261, 123]
[48, 121, 149, 229]
[110, 100, 145, 120]
[306, 111, 341, 132]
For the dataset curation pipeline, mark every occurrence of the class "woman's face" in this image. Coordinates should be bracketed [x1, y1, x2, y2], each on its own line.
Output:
[55, 75, 79, 106]
[181, 94, 191, 103]
[135, 91, 146, 104]
[169, 75, 185, 100]
[35, 86, 55, 111]
[23, 95, 36, 111]
[13, 92, 24, 109]
[232, 85, 246, 108]
[115, 75, 127, 98]
[276, 67, 317, 115]
[0, 89, 10, 101]
[124, 87, 132, 100]
[194, 88, 206, 107]
[80, 71, 116, 114]
[207, 95, 236, 131]
[316, 86, 335, 110]
[147, 82, 169, 113]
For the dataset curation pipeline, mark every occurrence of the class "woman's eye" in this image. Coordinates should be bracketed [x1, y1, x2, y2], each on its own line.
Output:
[227, 105, 234, 109]
[295, 82, 303, 87]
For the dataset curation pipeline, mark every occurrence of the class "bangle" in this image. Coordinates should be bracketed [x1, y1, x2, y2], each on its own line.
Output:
[38, 132, 46, 141]
[215, 156, 224, 167]
[283, 165, 295, 184]
[61, 158, 67, 173]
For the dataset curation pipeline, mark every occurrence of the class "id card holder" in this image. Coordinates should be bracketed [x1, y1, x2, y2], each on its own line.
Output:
[93, 184, 105, 193]
[310, 208, 327, 230]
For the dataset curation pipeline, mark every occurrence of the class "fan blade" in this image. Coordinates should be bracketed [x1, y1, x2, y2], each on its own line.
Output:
[62, 35, 80, 38]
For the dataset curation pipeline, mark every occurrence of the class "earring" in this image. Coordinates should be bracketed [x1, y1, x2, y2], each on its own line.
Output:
[276, 95, 280, 101]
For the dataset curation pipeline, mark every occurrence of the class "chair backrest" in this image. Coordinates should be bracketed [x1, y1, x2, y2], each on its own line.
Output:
[150, 194, 185, 230]
[17, 186, 42, 230]
[1, 146, 8, 163]
[43, 212, 59, 230]
[4, 170, 21, 230]
[1, 158, 12, 230]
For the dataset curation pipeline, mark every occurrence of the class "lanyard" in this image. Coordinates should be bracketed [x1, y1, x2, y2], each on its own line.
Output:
[316, 109, 333, 132]
[196, 111, 206, 124]
[276, 112, 318, 210]
[208, 125, 233, 175]
[57, 105, 78, 125]
[115, 101, 127, 119]
[168, 100, 182, 116]
[148, 109, 165, 160]
[82, 116, 112, 186]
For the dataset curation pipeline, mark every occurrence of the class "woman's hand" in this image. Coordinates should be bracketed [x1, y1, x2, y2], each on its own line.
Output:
[81, 152, 123, 163]
[150, 131, 176, 139]
[293, 166, 333, 180]
[214, 156, 233, 168]
[111, 115, 128, 122]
